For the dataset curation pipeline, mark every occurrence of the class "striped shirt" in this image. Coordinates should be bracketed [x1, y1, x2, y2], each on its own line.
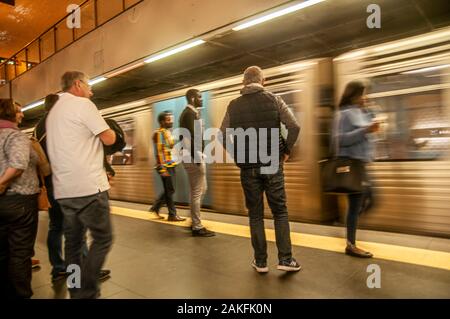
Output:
[153, 127, 177, 174]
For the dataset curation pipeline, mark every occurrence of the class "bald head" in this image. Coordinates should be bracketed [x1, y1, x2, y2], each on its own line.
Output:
[243, 66, 264, 86]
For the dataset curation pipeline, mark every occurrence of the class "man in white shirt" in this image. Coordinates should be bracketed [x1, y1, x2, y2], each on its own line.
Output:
[46, 71, 116, 299]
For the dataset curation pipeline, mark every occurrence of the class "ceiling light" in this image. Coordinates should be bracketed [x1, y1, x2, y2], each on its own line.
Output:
[374, 29, 450, 53]
[280, 61, 316, 72]
[334, 50, 367, 61]
[22, 99, 44, 112]
[232, 0, 326, 31]
[144, 39, 205, 64]
[106, 62, 145, 78]
[88, 76, 107, 86]
[401, 64, 450, 74]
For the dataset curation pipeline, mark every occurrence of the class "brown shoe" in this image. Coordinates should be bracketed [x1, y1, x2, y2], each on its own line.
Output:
[345, 244, 373, 258]
[167, 215, 186, 222]
[149, 209, 164, 219]
[32, 259, 41, 269]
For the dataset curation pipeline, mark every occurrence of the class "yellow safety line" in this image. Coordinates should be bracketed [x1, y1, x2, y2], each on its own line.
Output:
[111, 206, 450, 271]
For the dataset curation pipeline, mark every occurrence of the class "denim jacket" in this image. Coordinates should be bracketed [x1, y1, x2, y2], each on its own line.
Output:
[332, 105, 374, 163]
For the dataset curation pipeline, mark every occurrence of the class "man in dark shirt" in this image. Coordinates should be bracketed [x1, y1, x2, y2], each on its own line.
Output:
[179, 89, 215, 237]
[220, 66, 301, 273]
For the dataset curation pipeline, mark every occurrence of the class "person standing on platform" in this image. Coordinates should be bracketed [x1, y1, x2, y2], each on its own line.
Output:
[220, 66, 301, 273]
[149, 111, 186, 222]
[333, 80, 379, 258]
[46, 71, 116, 298]
[0, 99, 40, 298]
[179, 89, 215, 237]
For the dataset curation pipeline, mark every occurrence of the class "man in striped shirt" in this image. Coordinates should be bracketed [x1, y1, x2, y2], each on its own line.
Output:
[149, 111, 186, 222]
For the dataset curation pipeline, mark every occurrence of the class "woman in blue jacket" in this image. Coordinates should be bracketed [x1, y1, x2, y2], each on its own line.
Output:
[335, 81, 380, 258]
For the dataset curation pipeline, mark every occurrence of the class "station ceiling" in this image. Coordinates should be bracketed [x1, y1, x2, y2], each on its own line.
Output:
[0, 0, 85, 58]
[16, 0, 450, 127]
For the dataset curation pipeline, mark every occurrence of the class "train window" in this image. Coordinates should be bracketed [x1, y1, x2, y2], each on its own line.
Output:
[106, 119, 135, 165]
[367, 69, 449, 160]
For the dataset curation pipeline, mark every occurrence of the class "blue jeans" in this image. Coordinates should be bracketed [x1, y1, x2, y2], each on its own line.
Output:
[46, 176, 88, 276]
[346, 193, 364, 245]
[58, 191, 113, 299]
[346, 165, 374, 244]
[240, 165, 293, 263]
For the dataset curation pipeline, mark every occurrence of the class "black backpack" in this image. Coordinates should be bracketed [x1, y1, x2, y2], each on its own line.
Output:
[104, 118, 126, 155]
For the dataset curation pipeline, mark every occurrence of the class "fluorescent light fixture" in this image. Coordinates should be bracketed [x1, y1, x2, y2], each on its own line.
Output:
[280, 61, 316, 72]
[402, 64, 450, 74]
[107, 62, 145, 78]
[374, 29, 450, 53]
[276, 89, 303, 96]
[232, 0, 325, 31]
[334, 50, 367, 61]
[22, 99, 44, 112]
[144, 39, 205, 64]
[88, 77, 107, 86]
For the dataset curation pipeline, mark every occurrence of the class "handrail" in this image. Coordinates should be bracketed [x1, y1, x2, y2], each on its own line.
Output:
[0, 0, 144, 86]
[2, 0, 91, 63]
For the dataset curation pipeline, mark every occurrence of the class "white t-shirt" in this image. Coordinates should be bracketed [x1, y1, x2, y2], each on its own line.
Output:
[46, 92, 110, 199]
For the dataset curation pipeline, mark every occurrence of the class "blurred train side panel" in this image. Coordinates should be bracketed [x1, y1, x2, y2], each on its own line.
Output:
[334, 27, 450, 237]
[104, 27, 450, 238]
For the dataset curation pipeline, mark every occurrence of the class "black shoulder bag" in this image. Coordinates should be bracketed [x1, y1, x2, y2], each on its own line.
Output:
[320, 110, 366, 194]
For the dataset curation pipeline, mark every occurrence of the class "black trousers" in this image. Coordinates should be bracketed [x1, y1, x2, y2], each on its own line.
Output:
[151, 167, 177, 216]
[0, 194, 39, 299]
[240, 165, 293, 263]
[58, 191, 113, 299]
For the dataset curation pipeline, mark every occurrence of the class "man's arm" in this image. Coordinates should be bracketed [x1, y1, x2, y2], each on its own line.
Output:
[0, 132, 30, 193]
[219, 107, 232, 155]
[277, 96, 300, 155]
[0, 167, 24, 194]
[98, 129, 116, 146]
[181, 111, 203, 162]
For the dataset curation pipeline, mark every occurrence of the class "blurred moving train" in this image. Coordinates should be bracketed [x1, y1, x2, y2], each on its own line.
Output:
[97, 27, 450, 237]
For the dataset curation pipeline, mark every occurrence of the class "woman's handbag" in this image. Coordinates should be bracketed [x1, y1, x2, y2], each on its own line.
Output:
[320, 110, 366, 194]
[320, 157, 366, 194]
[31, 131, 51, 177]
[37, 173, 51, 211]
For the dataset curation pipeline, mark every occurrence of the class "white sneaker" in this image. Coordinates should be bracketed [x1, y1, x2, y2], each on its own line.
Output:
[251, 260, 269, 273]
[277, 258, 301, 272]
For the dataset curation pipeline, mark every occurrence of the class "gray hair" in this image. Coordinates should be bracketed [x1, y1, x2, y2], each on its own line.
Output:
[243, 66, 264, 85]
[61, 71, 86, 91]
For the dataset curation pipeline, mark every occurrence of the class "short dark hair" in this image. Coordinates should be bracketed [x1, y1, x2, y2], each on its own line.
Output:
[339, 80, 366, 108]
[158, 110, 172, 124]
[185, 89, 200, 104]
[0, 99, 17, 122]
[44, 94, 59, 112]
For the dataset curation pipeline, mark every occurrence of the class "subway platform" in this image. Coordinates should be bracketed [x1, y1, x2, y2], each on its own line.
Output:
[30, 201, 450, 299]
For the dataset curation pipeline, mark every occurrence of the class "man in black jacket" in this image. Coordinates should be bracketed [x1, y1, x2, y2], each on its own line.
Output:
[179, 89, 215, 237]
[220, 66, 301, 273]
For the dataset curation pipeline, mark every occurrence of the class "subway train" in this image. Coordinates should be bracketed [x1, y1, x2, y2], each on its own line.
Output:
[94, 27, 450, 238]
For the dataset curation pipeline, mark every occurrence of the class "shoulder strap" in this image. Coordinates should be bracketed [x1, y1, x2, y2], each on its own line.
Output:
[38, 132, 47, 143]
[332, 108, 342, 157]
